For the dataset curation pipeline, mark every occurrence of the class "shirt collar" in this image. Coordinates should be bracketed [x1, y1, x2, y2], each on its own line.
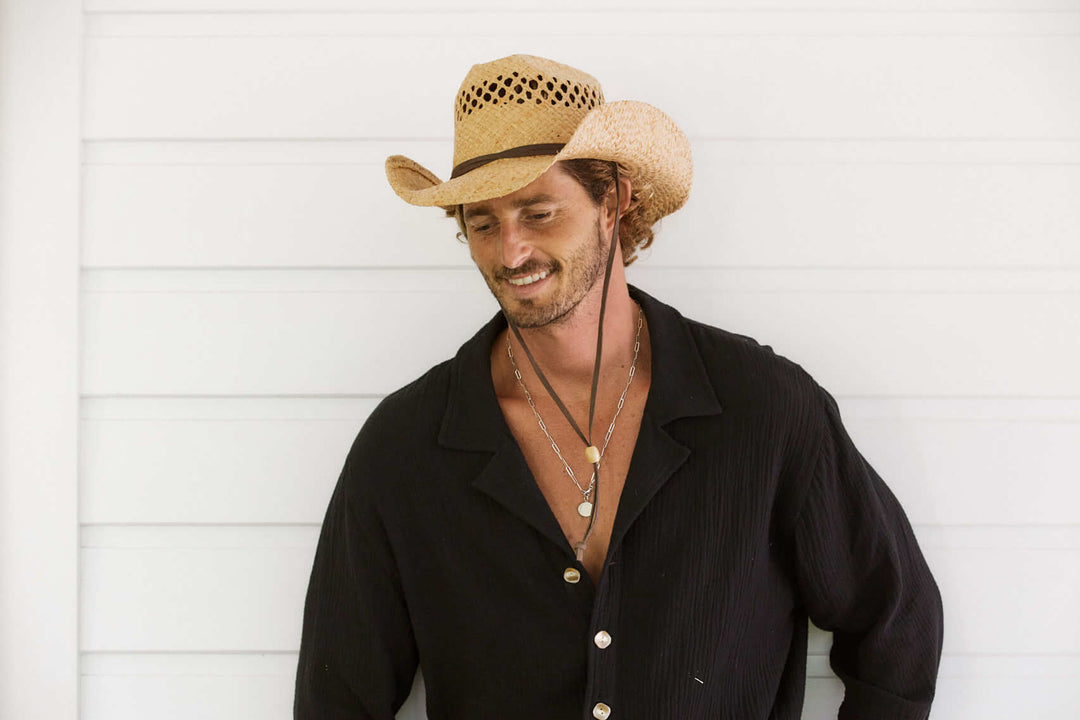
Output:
[438, 285, 723, 452]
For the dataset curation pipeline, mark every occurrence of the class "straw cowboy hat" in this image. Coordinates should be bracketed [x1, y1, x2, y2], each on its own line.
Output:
[385, 54, 693, 226]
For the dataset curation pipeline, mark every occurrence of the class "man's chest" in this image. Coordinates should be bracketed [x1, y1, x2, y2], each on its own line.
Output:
[497, 382, 649, 582]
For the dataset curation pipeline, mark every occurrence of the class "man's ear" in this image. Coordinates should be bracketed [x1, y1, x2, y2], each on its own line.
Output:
[606, 174, 633, 219]
[617, 174, 633, 216]
[454, 205, 468, 240]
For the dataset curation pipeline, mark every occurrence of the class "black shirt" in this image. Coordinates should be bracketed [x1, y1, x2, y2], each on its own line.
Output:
[294, 287, 943, 720]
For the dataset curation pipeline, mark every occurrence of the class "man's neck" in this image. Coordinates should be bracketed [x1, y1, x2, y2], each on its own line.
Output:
[508, 277, 639, 390]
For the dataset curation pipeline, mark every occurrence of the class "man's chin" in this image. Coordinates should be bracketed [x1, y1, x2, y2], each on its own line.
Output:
[499, 303, 554, 329]
[481, 272, 583, 329]
[498, 295, 579, 329]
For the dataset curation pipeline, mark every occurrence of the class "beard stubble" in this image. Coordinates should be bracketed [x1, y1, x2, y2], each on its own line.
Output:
[484, 219, 610, 329]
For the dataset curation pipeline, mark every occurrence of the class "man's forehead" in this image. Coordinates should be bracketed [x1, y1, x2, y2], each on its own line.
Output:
[462, 163, 578, 218]
[463, 192, 561, 218]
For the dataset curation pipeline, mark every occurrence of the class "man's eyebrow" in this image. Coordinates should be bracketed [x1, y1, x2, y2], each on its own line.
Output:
[463, 194, 559, 219]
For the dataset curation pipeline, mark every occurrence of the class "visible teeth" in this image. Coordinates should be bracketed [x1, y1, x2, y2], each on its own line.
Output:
[508, 270, 548, 286]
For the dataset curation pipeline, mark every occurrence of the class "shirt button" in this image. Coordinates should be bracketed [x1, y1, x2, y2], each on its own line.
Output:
[593, 630, 612, 649]
[592, 702, 611, 719]
[563, 568, 581, 584]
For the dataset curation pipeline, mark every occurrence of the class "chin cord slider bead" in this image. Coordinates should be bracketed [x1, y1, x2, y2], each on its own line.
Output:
[584, 445, 601, 464]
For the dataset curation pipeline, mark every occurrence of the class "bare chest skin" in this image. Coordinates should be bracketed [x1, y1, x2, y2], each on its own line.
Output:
[492, 330, 652, 583]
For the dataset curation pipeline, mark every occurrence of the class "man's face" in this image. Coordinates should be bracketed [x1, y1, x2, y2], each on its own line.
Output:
[462, 164, 609, 329]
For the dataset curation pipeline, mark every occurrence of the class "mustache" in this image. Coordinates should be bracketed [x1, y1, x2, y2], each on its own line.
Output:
[493, 260, 559, 281]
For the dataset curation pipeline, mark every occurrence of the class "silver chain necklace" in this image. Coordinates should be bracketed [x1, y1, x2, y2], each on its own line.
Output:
[507, 306, 644, 519]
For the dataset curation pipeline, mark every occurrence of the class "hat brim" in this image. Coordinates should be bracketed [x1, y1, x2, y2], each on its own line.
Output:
[385, 101, 693, 224]
[386, 154, 558, 210]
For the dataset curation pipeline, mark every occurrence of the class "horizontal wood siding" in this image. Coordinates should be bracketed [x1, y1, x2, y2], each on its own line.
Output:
[78, 7, 1080, 720]
[83, 141, 1080, 269]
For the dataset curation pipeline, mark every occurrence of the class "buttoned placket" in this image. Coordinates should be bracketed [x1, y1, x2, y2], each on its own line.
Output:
[482, 403, 695, 719]
[540, 413, 699, 717]
[553, 537, 620, 719]
[582, 546, 621, 719]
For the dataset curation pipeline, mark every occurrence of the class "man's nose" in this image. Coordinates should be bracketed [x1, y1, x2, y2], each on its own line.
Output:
[497, 221, 532, 269]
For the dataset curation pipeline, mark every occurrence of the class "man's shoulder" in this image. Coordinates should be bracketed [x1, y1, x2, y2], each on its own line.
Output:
[363, 358, 456, 442]
[669, 310, 832, 478]
[368, 310, 502, 431]
[688, 316, 804, 370]
[332, 359, 455, 497]
[672, 309, 824, 420]
[345, 310, 504, 468]
[632, 286, 824, 420]
[677, 311, 816, 388]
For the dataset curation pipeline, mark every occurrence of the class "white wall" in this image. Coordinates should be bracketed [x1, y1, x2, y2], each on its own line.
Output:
[0, 1, 81, 719]
[3, 1, 1079, 718]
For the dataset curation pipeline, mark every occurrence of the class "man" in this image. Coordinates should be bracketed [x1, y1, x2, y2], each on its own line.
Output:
[295, 54, 943, 720]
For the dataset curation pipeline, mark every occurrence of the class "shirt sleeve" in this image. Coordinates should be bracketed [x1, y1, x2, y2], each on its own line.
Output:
[294, 449, 419, 720]
[792, 386, 944, 720]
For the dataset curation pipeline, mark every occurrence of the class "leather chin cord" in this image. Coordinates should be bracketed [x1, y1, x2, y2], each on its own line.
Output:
[506, 165, 623, 562]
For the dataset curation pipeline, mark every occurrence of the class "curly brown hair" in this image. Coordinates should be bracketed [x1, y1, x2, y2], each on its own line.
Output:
[558, 159, 654, 266]
[447, 159, 655, 266]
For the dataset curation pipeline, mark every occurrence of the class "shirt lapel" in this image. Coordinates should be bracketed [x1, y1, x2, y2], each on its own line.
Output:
[607, 287, 725, 550]
[438, 311, 575, 554]
[471, 436, 577, 554]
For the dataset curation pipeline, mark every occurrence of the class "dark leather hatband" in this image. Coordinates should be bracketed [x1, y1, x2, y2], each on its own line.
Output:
[450, 143, 566, 179]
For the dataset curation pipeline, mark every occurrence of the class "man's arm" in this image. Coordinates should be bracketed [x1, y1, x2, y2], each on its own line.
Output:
[294, 449, 419, 720]
[793, 387, 944, 720]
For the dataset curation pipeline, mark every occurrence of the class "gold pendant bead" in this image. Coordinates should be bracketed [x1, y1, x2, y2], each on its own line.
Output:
[584, 445, 600, 464]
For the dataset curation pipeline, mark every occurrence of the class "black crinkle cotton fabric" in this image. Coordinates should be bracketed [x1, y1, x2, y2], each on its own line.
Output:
[294, 287, 944, 720]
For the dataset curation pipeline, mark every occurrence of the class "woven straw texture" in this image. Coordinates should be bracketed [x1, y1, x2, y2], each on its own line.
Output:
[385, 54, 692, 223]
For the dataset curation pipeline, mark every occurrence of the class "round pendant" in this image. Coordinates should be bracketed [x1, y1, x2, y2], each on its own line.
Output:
[577, 501, 594, 518]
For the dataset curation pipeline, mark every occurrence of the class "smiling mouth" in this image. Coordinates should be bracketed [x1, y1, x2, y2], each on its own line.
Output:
[506, 270, 550, 287]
